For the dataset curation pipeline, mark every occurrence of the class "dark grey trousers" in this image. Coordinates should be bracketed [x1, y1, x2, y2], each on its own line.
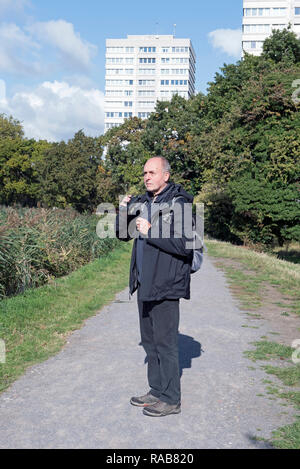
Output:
[137, 288, 180, 405]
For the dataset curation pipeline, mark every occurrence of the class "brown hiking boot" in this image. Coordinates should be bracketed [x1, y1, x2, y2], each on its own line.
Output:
[130, 392, 160, 407]
[143, 400, 181, 417]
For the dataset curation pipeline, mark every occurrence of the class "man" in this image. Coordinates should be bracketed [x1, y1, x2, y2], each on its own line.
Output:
[116, 156, 194, 417]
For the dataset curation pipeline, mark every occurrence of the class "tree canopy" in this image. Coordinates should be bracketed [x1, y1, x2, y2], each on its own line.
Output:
[1, 28, 299, 247]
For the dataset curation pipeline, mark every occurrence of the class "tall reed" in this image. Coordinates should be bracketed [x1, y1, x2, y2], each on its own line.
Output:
[0, 206, 120, 299]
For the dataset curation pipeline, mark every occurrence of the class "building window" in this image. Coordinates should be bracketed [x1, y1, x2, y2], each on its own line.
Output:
[296, 8, 300, 15]
[124, 101, 133, 107]
[171, 57, 188, 64]
[106, 90, 123, 96]
[272, 8, 287, 16]
[105, 101, 123, 106]
[243, 41, 263, 50]
[106, 57, 123, 64]
[106, 80, 123, 86]
[170, 79, 188, 85]
[139, 68, 156, 74]
[125, 80, 134, 85]
[162, 47, 169, 53]
[272, 24, 287, 31]
[106, 112, 123, 118]
[105, 123, 119, 129]
[139, 58, 156, 63]
[138, 90, 155, 96]
[161, 58, 170, 63]
[106, 47, 124, 53]
[139, 47, 156, 53]
[244, 8, 270, 17]
[125, 47, 134, 53]
[138, 80, 155, 85]
[243, 24, 270, 33]
[172, 47, 189, 53]
[138, 102, 155, 107]
[124, 112, 133, 118]
[124, 68, 134, 74]
[138, 112, 152, 118]
[124, 90, 133, 96]
[166, 90, 188, 98]
[106, 69, 123, 75]
[171, 69, 188, 75]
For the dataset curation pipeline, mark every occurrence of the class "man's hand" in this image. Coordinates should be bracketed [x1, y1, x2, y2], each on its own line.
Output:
[120, 194, 132, 207]
[136, 217, 151, 235]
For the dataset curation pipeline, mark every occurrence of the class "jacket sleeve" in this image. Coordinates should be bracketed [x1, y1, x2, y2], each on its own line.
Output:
[115, 200, 144, 242]
[115, 206, 135, 242]
[145, 199, 194, 259]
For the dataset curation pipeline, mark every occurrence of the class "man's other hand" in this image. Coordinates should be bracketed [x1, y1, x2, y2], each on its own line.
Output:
[120, 195, 132, 207]
[136, 217, 151, 235]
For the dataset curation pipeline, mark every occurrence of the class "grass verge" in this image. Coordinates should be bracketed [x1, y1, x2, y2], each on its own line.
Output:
[0, 241, 132, 394]
[244, 339, 300, 449]
[206, 239, 300, 315]
[205, 238, 300, 449]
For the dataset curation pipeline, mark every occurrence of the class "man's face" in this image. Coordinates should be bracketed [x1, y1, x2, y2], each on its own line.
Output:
[144, 158, 170, 195]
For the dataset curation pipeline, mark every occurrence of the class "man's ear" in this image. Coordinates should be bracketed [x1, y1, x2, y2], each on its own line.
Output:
[165, 172, 170, 182]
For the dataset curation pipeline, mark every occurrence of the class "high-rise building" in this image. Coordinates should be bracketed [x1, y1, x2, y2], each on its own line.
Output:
[104, 35, 196, 132]
[242, 0, 300, 56]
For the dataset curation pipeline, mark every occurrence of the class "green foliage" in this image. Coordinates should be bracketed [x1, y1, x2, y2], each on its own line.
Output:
[0, 27, 299, 248]
[0, 137, 42, 206]
[0, 206, 120, 299]
[101, 117, 150, 202]
[0, 114, 24, 139]
[262, 26, 300, 64]
[228, 172, 300, 246]
[36, 130, 103, 212]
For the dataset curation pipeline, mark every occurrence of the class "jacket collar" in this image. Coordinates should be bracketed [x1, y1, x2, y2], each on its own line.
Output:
[138, 182, 194, 204]
[145, 182, 173, 203]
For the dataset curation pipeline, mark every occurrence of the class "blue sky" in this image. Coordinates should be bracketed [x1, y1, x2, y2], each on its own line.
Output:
[0, 0, 243, 141]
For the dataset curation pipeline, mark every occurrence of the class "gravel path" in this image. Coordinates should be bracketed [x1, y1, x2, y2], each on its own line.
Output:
[0, 255, 296, 449]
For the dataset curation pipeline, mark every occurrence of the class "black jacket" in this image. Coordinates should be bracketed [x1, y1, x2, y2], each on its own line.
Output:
[116, 182, 194, 302]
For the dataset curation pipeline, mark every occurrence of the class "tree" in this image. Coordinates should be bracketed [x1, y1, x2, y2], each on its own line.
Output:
[36, 141, 68, 208]
[101, 117, 149, 203]
[228, 171, 300, 246]
[37, 131, 103, 212]
[262, 27, 300, 64]
[0, 137, 40, 206]
[0, 114, 24, 139]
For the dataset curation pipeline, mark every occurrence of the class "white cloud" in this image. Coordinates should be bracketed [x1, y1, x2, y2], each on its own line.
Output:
[0, 79, 7, 107]
[28, 20, 98, 70]
[208, 28, 242, 58]
[0, 80, 104, 141]
[0, 22, 41, 75]
[0, 0, 30, 13]
[0, 19, 98, 76]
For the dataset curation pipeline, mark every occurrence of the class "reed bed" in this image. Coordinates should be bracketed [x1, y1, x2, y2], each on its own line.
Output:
[0, 206, 120, 299]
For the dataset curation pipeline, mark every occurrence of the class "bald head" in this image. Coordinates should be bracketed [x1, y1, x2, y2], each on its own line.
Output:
[144, 157, 171, 196]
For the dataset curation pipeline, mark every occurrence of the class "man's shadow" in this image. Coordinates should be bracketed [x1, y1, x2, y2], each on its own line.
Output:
[178, 333, 203, 377]
[142, 333, 203, 377]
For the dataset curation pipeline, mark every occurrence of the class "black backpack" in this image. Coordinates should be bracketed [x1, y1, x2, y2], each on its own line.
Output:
[170, 197, 204, 274]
